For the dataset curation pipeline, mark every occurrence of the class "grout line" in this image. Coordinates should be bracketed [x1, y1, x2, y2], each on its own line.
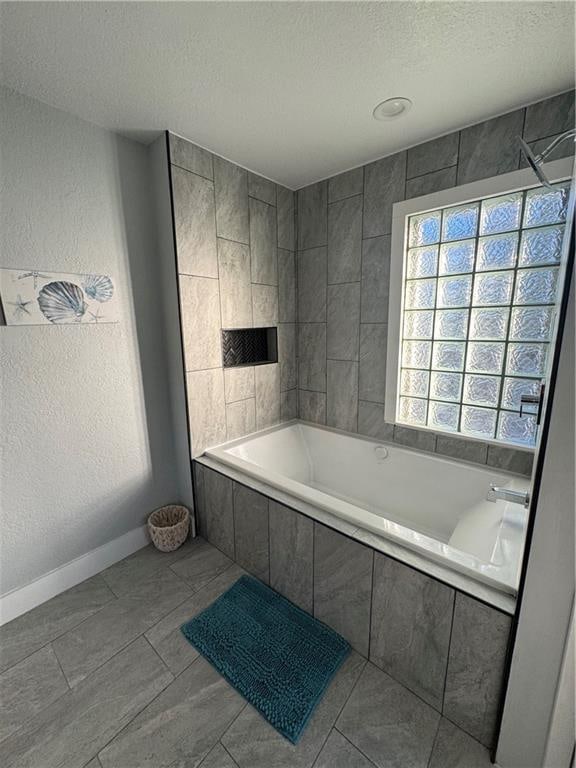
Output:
[219, 740, 242, 767]
[425, 717, 444, 768]
[366, 550, 376, 661]
[331, 726, 380, 767]
[440, 590, 457, 712]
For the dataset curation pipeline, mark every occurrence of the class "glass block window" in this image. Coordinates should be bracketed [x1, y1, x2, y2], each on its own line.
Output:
[398, 182, 569, 447]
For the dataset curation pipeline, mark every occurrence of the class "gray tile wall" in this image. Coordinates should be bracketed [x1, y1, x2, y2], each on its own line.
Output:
[169, 133, 297, 456]
[196, 463, 512, 748]
[295, 91, 575, 476]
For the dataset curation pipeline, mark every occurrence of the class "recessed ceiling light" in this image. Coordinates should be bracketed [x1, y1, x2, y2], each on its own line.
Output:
[373, 97, 413, 121]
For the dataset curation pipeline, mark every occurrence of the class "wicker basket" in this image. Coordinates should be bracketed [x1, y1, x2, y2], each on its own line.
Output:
[148, 505, 190, 552]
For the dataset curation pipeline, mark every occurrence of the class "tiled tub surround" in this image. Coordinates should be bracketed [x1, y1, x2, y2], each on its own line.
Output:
[205, 422, 527, 603]
[168, 133, 297, 456]
[295, 90, 574, 475]
[194, 460, 512, 749]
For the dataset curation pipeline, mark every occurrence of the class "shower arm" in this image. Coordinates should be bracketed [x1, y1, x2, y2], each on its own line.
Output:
[534, 129, 576, 163]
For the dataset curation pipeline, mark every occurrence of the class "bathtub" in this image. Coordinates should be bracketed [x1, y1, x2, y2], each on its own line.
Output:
[205, 421, 529, 603]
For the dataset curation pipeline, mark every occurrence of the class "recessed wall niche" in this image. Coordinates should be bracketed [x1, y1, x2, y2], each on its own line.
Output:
[222, 327, 278, 368]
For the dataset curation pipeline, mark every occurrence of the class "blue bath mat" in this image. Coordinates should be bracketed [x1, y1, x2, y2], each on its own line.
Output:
[180, 575, 350, 743]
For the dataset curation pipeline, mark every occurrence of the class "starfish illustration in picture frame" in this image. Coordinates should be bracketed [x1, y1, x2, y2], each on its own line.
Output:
[18, 270, 51, 289]
[7, 294, 34, 319]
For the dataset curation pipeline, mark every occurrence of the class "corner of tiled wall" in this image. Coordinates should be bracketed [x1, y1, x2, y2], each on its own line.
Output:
[168, 134, 298, 456]
[295, 90, 575, 476]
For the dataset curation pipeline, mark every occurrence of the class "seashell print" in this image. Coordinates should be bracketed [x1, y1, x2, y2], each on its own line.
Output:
[37, 281, 87, 323]
[82, 274, 114, 302]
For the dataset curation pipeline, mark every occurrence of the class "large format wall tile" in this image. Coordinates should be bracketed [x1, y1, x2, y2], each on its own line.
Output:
[298, 323, 326, 392]
[281, 389, 298, 421]
[406, 166, 457, 199]
[255, 364, 280, 429]
[436, 434, 488, 464]
[187, 369, 226, 456]
[298, 181, 328, 249]
[444, 593, 511, 747]
[370, 554, 454, 710]
[278, 323, 297, 391]
[328, 167, 364, 203]
[298, 390, 326, 424]
[524, 91, 575, 142]
[327, 360, 358, 432]
[328, 195, 363, 284]
[233, 484, 269, 581]
[313, 524, 373, 656]
[224, 366, 255, 403]
[214, 157, 249, 244]
[197, 466, 235, 559]
[179, 275, 222, 371]
[298, 247, 327, 322]
[277, 186, 295, 251]
[362, 152, 406, 238]
[358, 401, 395, 441]
[226, 398, 256, 440]
[268, 502, 313, 612]
[250, 198, 278, 284]
[278, 249, 296, 322]
[169, 134, 213, 180]
[336, 662, 440, 768]
[248, 172, 276, 205]
[486, 444, 533, 476]
[360, 235, 390, 324]
[172, 167, 218, 278]
[407, 133, 459, 179]
[394, 425, 437, 452]
[217, 238, 252, 329]
[457, 108, 524, 184]
[359, 323, 387, 403]
[327, 282, 361, 361]
[252, 284, 278, 326]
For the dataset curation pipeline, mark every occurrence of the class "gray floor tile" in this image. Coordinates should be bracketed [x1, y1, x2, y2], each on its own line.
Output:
[370, 553, 454, 710]
[52, 569, 191, 687]
[314, 730, 376, 767]
[0, 645, 69, 744]
[221, 651, 365, 768]
[214, 157, 249, 244]
[250, 197, 278, 285]
[269, 502, 313, 612]
[233, 483, 270, 581]
[145, 565, 245, 676]
[428, 718, 491, 768]
[101, 541, 196, 598]
[313, 524, 373, 657]
[0, 637, 172, 768]
[98, 657, 245, 768]
[169, 134, 214, 180]
[328, 195, 362, 284]
[298, 182, 328, 249]
[444, 593, 511, 748]
[84, 758, 103, 768]
[170, 537, 233, 592]
[336, 662, 440, 768]
[199, 743, 239, 767]
[0, 576, 114, 674]
[172, 166, 218, 278]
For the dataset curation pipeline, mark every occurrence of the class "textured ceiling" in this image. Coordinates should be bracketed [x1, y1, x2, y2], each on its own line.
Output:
[0, 1, 574, 189]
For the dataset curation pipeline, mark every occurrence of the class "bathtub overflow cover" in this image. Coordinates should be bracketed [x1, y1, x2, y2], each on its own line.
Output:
[374, 445, 388, 462]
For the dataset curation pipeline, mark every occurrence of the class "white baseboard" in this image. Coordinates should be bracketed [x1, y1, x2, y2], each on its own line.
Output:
[0, 525, 149, 626]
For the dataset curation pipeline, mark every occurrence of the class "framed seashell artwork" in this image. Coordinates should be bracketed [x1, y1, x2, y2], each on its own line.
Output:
[0, 268, 119, 326]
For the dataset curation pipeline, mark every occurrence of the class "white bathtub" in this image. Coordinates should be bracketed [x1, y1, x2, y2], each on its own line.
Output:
[205, 421, 530, 601]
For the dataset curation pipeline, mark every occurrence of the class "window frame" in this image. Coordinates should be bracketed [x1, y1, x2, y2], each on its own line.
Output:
[386, 156, 573, 449]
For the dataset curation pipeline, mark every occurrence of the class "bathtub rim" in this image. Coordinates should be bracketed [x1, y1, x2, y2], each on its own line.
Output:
[197, 444, 518, 614]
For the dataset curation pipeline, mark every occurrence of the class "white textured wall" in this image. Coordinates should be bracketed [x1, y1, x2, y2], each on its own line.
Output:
[0, 87, 178, 594]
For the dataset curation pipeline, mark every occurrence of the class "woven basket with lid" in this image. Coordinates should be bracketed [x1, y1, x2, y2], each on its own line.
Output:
[148, 505, 190, 552]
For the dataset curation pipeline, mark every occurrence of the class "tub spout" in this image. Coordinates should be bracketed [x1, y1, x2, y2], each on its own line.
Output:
[487, 485, 530, 507]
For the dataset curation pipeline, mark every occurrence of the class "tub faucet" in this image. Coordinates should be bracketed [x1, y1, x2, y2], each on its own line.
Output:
[487, 485, 530, 507]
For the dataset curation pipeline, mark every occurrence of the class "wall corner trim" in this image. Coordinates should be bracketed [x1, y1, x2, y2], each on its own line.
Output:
[0, 525, 149, 626]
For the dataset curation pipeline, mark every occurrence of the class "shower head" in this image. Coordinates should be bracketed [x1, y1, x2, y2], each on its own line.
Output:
[518, 129, 576, 190]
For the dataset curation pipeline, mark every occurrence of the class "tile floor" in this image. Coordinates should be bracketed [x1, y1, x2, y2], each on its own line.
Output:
[0, 537, 493, 768]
